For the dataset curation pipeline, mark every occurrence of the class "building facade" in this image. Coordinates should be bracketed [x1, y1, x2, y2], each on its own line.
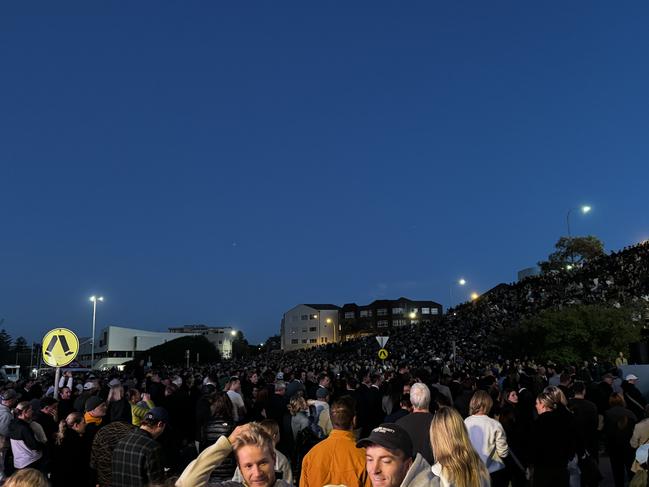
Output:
[168, 324, 235, 359]
[339, 297, 443, 341]
[281, 304, 340, 352]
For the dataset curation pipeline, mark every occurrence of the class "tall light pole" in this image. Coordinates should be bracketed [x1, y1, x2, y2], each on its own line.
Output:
[566, 205, 591, 239]
[449, 278, 467, 309]
[89, 295, 104, 367]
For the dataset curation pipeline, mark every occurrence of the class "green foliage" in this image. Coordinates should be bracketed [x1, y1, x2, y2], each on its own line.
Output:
[497, 304, 641, 364]
[128, 335, 220, 368]
[539, 236, 605, 273]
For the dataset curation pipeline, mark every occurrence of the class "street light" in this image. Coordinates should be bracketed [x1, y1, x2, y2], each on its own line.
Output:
[566, 205, 592, 238]
[89, 295, 104, 368]
[449, 278, 468, 308]
[470, 292, 479, 301]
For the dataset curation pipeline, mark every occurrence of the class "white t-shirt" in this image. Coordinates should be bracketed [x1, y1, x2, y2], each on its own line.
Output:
[227, 390, 245, 421]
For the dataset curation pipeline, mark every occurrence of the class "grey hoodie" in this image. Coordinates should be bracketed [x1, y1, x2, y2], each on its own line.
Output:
[400, 453, 438, 487]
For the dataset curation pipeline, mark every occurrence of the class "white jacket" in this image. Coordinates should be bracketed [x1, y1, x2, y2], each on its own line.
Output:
[464, 414, 508, 473]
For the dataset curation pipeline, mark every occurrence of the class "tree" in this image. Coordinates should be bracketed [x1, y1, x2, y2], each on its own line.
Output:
[538, 236, 605, 273]
[495, 304, 641, 364]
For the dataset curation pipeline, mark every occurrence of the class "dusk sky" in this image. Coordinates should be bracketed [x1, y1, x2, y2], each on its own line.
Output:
[2, 2, 648, 345]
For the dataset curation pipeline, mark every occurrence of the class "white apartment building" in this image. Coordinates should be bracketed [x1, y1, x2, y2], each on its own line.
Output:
[168, 324, 235, 359]
[281, 304, 340, 352]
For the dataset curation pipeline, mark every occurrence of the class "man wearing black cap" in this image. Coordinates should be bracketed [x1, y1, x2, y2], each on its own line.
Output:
[357, 423, 434, 487]
[111, 407, 168, 487]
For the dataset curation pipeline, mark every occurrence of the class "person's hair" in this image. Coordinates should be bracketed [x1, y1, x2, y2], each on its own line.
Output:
[4, 468, 48, 487]
[543, 385, 568, 406]
[287, 396, 308, 415]
[258, 419, 280, 441]
[400, 395, 412, 409]
[275, 381, 286, 392]
[317, 372, 329, 384]
[55, 412, 84, 445]
[212, 392, 234, 420]
[107, 385, 124, 402]
[409, 382, 431, 410]
[430, 407, 489, 487]
[346, 376, 357, 389]
[330, 396, 355, 430]
[14, 401, 31, 418]
[165, 384, 178, 396]
[609, 393, 626, 408]
[231, 422, 276, 460]
[536, 392, 556, 411]
[469, 390, 493, 416]
[573, 381, 586, 395]
[128, 388, 140, 403]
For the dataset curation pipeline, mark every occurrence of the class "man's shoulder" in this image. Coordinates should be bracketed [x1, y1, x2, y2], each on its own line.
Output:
[397, 412, 434, 427]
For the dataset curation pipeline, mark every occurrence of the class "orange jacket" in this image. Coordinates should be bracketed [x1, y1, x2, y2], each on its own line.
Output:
[300, 429, 371, 487]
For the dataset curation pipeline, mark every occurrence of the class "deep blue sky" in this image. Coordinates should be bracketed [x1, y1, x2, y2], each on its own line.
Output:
[1, 2, 648, 345]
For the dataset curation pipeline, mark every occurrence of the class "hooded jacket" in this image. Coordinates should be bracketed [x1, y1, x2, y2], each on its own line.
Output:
[400, 453, 436, 487]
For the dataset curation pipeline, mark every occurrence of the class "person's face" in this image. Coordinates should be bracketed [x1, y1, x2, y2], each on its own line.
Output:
[73, 419, 87, 434]
[237, 445, 276, 487]
[232, 380, 241, 392]
[91, 403, 108, 417]
[21, 406, 33, 421]
[535, 399, 549, 415]
[507, 391, 519, 404]
[250, 373, 259, 384]
[322, 376, 331, 388]
[130, 391, 141, 403]
[403, 384, 411, 395]
[61, 388, 72, 399]
[366, 445, 412, 487]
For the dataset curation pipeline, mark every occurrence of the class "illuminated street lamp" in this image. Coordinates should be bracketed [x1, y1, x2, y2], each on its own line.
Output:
[566, 205, 592, 239]
[89, 296, 104, 367]
[458, 278, 467, 286]
[449, 278, 468, 308]
[409, 311, 417, 319]
[470, 292, 479, 301]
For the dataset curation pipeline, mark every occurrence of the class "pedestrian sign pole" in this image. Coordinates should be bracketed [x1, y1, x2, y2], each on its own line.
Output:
[42, 328, 79, 399]
[376, 336, 389, 361]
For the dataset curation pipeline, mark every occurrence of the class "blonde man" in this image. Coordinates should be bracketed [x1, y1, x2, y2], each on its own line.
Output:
[176, 422, 291, 487]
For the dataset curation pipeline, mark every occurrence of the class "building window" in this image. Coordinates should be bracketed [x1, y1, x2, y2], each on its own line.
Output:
[301, 315, 308, 320]
[421, 307, 430, 314]
[309, 338, 317, 343]
[393, 319, 407, 327]
[431, 308, 439, 315]
[360, 310, 372, 318]
[377, 320, 389, 328]
[291, 339, 298, 344]
[302, 328, 307, 333]
[344, 312, 355, 319]
[321, 337, 328, 343]
[309, 327, 317, 332]
[377, 308, 388, 316]
[392, 307, 404, 315]
[302, 339, 307, 343]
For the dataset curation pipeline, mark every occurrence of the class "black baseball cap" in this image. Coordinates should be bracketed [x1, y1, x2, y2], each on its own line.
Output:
[357, 423, 414, 459]
[144, 407, 170, 424]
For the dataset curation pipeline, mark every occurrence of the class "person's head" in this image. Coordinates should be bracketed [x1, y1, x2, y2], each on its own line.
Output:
[128, 388, 141, 404]
[14, 401, 32, 421]
[409, 382, 430, 411]
[56, 412, 86, 444]
[316, 387, 329, 402]
[429, 406, 489, 487]
[274, 381, 286, 396]
[287, 396, 308, 416]
[4, 468, 48, 487]
[85, 397, 107, 417]
[573, 381, 586, 397]
[602, 373, 614, 385]
[402, 383, 411, 396]
[357, 424, 414, 487]
[626, 374, 639, 385]
[258, 419, 280, 446]
[232, 423, 276, 487]
[59, 386, 72, 400]
[543, 385, 568, 406]
[212, 392, 234, 420]
[229, 376, 241, 393]
[469, 390, 493, 416]
[141, 407, 169, 438]
[609, 393, 626, 408]
[330, 396, 356, 431]
[504, 389, 518, 404]
[318, 372, 331, 389]
[535, 392, 556, 415]
[1, 389, 20, 408]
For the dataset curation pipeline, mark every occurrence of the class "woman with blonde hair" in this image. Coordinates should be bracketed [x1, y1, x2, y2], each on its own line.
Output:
[4, 468, 48, 487]
[287, 395, 310, 440]
[429, 406, 490, 487]
[465, 390, 509, 487]
[51, 412, 93, 487]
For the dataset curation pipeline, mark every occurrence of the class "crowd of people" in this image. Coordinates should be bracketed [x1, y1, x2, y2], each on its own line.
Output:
[0, 241, 646, 487]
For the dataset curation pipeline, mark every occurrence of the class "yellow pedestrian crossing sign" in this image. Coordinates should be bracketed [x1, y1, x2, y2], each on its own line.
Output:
[378, 348, 389, 360]
[42, 328, 79, 367]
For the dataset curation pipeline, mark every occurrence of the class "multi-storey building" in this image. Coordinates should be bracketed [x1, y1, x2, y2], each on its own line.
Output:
[339, 297, 443, 340]
[280, 304, 340, 352]
[168, 324, 236, 358]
